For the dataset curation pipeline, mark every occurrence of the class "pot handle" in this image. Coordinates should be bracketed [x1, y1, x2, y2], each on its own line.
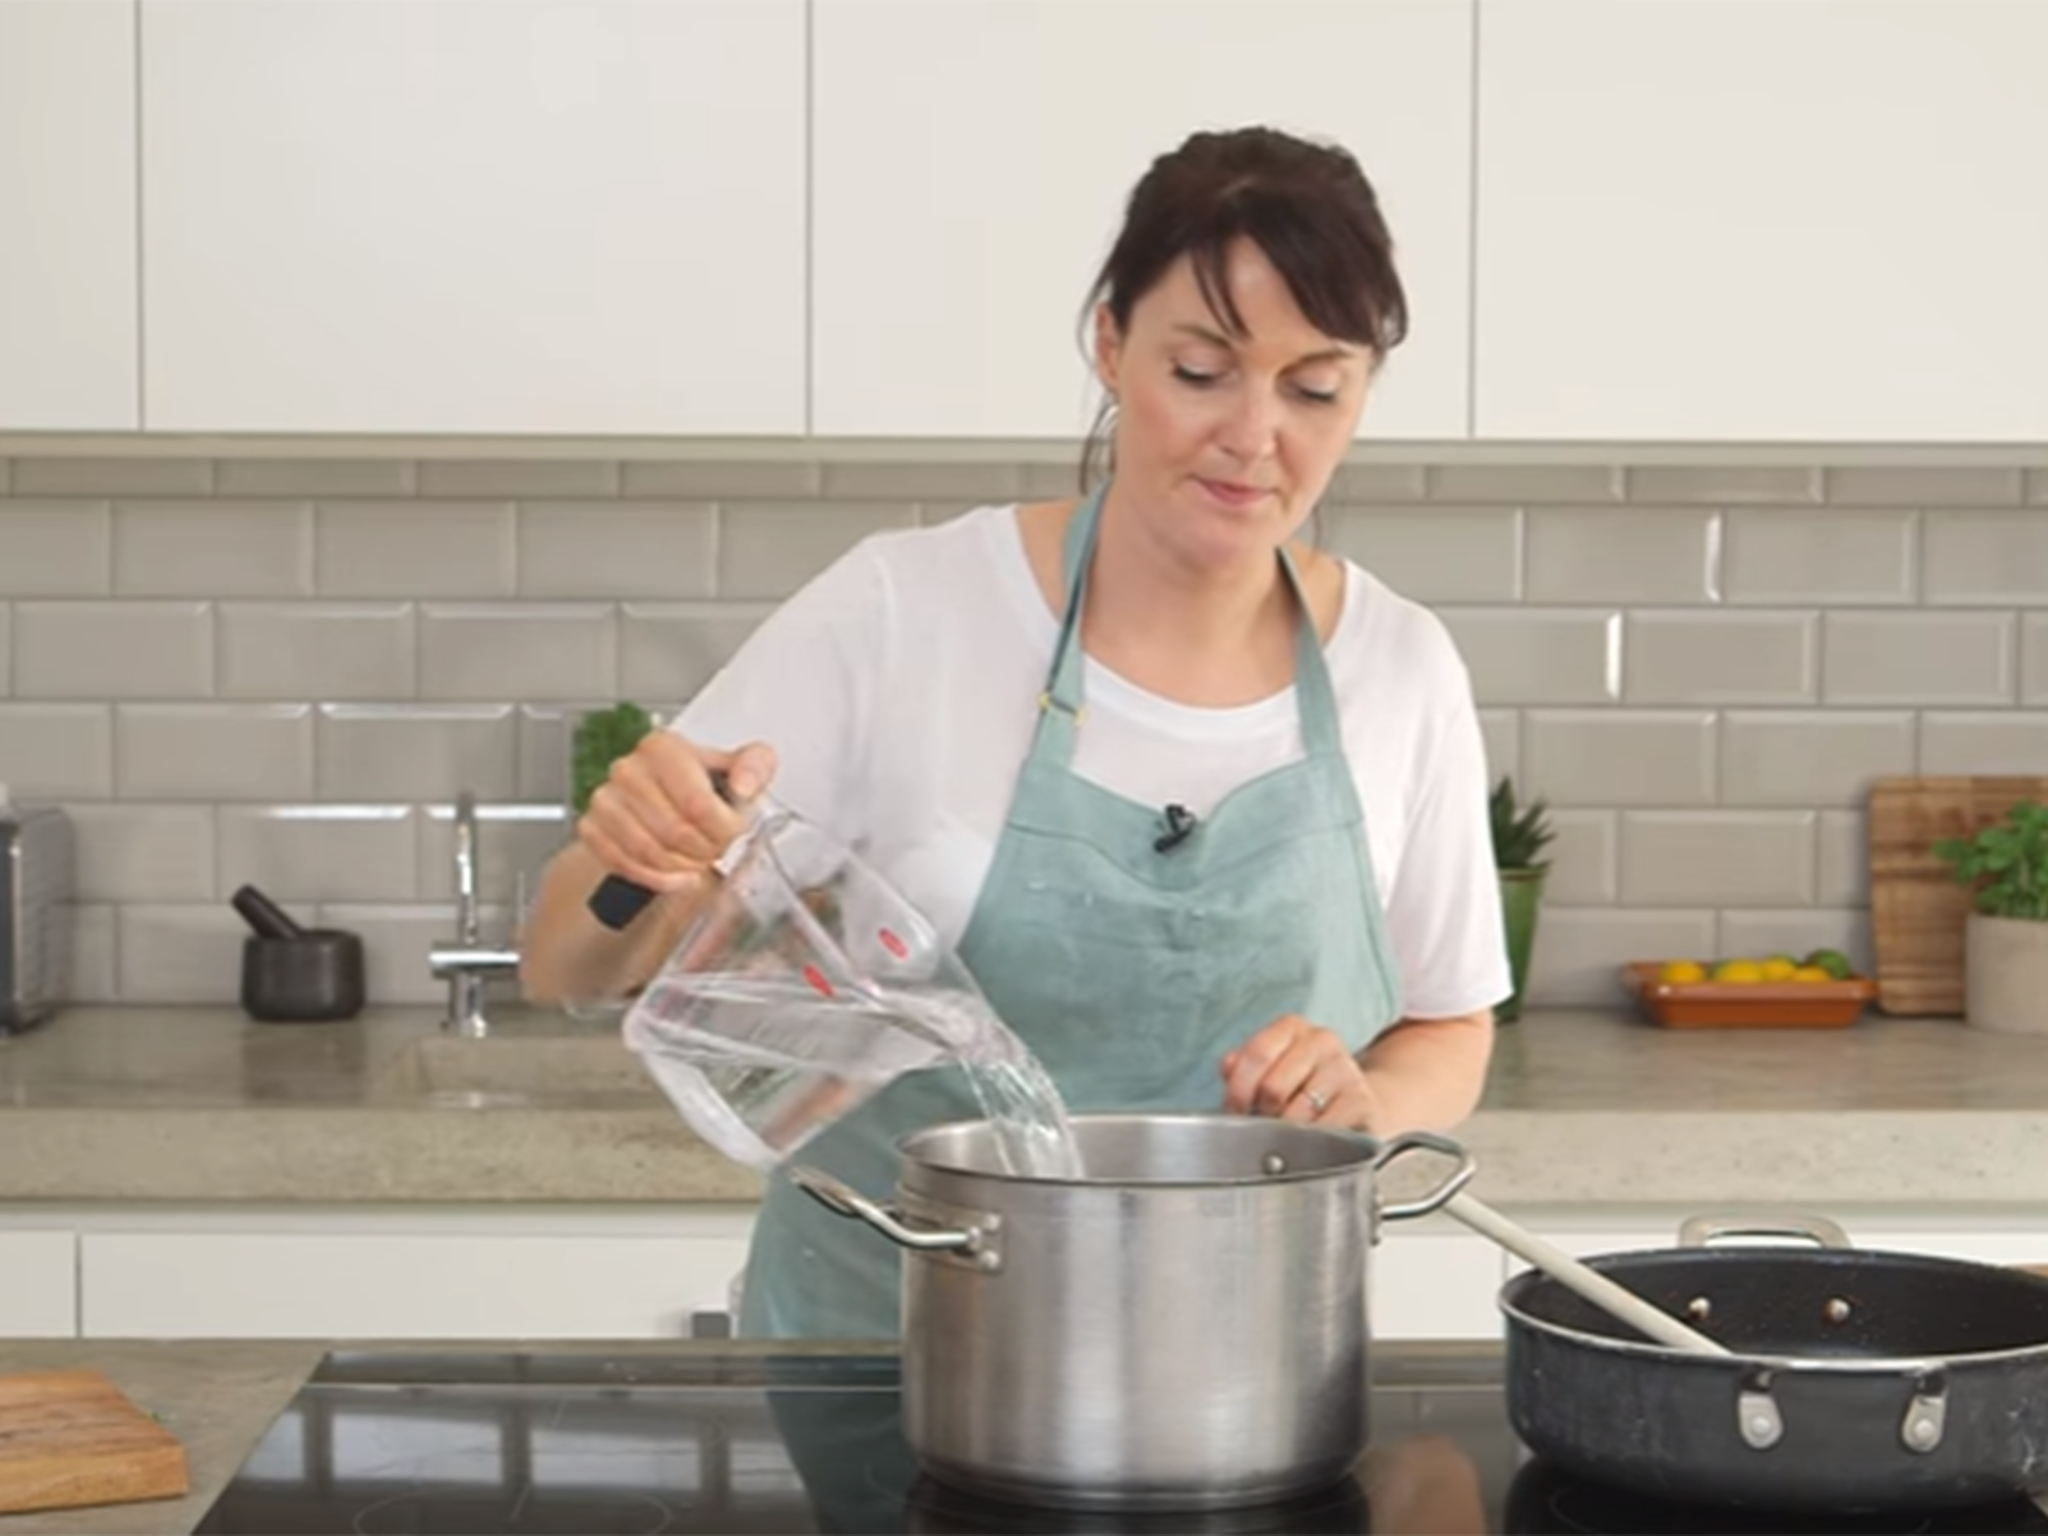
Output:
[1372, 1130, 1479, 1222]
[1678, 1213, 1854, 1250]
[787, 1164, 999, 1265]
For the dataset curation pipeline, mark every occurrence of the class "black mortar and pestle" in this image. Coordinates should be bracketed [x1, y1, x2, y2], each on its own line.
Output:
[231, 885, 367, 1023]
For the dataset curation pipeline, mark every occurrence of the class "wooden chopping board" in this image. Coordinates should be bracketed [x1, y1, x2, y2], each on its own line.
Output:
[0, 1369, 188, 1516]
[1868, 775, 2048, 1016]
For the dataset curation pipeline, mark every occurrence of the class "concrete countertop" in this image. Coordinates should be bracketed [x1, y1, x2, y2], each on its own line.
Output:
[5, 1002, 2048, 1207]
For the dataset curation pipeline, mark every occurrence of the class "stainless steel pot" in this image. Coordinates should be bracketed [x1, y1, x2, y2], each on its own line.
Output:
[790, 1112, 1474, 1511]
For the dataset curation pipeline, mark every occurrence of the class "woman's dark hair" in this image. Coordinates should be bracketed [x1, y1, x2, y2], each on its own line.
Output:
[1078, 125, 1409, 491]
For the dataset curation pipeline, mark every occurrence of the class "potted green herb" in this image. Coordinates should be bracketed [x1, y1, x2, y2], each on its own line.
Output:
[1491, 775, 1556, 1024]
[571, 702, 655, 818]
[1933, 799, 2048, 1035]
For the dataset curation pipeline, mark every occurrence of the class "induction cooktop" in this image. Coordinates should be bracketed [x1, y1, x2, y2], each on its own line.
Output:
[192, 1347, 2048, 1535]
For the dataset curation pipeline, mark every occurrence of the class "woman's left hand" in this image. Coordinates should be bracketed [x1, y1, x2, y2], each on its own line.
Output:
[1220, 1014, 1380, 1130]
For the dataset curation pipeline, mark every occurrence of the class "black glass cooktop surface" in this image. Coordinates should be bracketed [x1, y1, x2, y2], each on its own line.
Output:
[192, 1348, 2048, 1535]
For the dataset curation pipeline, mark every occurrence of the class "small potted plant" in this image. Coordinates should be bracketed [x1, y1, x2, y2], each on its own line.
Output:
[1491, 774, 1556, 1024]
[1933, 799, 2048, 1035]
[571, 702, 655, 818]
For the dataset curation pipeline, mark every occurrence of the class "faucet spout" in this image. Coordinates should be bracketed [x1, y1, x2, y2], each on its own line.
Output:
[430, 790, 518, 1036]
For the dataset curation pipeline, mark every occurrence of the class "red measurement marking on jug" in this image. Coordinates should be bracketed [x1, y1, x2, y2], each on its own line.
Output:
[879, 929, 909, 960]
[801, 964, 834, 998]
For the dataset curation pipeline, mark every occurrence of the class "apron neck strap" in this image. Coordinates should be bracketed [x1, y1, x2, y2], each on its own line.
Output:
[1031, 485, 1343, 766]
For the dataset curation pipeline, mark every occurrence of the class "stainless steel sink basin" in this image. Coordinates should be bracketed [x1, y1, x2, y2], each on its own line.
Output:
[376, 1031, 659, 1105]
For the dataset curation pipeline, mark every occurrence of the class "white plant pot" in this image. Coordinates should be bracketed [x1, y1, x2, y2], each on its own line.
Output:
[1963, 911, 2048, 1035]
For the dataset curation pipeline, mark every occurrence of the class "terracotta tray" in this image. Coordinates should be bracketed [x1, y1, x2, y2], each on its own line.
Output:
[1621, 962, 1878, 1030]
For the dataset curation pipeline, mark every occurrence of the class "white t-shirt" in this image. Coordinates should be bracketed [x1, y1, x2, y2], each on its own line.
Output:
[668, 503, 1511, 1022]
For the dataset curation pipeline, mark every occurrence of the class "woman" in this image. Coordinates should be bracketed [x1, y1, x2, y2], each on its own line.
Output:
[520, 125, 1511, 1338]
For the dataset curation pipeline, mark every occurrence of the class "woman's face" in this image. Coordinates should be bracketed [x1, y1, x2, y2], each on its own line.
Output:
[1093, 236, 1370, 574]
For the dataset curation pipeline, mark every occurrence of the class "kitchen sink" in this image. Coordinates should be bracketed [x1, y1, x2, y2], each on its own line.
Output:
[375, 1030, 659, 1104]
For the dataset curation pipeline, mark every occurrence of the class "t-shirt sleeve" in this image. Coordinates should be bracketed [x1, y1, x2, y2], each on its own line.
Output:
[1381, 649, 1515, 1021]
[662, 539, 891, 850]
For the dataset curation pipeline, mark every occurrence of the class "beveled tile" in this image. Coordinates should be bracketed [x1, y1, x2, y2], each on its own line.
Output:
[2027, 469, 2048, 506]
[621, 460, 823, 499]
[1718, 711, 1916, 808]
[1624, 611, 1816, 705]
[117, 904, 245, 1004]
[0, 502, 112, 596]
[1722, 509, 1915, 604]
[2024, 615, 2048, 705]
[1427, 465, 1623, 504]
[117, 704, 315, 801]
[1920, 713, 2048, 775]
[418, 802, 572, 903]
[1619, 811, 1817, 907]
[1525, 509, 1718, 603]
[112, 501, 313, 597]
[418, 605, 617, 702]
[0, 704, 113, 798]
[516, 502, 717, 599]
[1718, 910, 1870, 976]
[419, 460, 619, 498]
[1818, 811, 1867, 907]
[315, 502, 515, 598]
[1825, 466, 2023, 506]
[1523, 908, 1718, 1006]
[821, 461, 1022, 502]
[1626, 466, 1821, 504]
[68, 904, 117, 1004]
[64, 804, 216, 902]
[1522, 711, 1716, 807]
[316, 704, 518, 802]
[1922, 510, 2048, 605]
[1542, 810, 1617, 906]
[1476, 709, 1520, 785]
[216, 804, 418, 903]
[620, 603, 770, 704]
[12, 458, 213, 497]
[218, 603, 416, 701]
[1326, 506, 1520, 602]
[215, 459, 417, 498]
[1822, 612, 2013, 705]
[1326, 463, 1429, 502]
[0, 605, 8, 698]
[718, 502, 916, 600]
[11, 602, 212, 699]
[1438, 609, 1618, 705]
[314, 902, 513, 1007]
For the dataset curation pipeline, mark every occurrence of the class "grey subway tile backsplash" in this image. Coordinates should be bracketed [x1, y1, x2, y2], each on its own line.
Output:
[116, 704, 316, 802]
[1524, 508, 1719, 604]
[1721, 509, 1916, 605]
[2, 447, 2043, 1007]
[112, 501, 313, 598]
[0, 502, 112, 596]
[12, 601, 214, 699]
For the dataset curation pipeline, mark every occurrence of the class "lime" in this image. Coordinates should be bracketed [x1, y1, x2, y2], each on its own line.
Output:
[1801, 948, 1855, 981]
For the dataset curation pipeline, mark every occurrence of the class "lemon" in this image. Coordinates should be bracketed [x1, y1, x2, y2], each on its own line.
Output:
[1658, 960, 1707, 985]
[1713, 958, 1765, 984]
[1759, 956, 1798, 982]
[1791, 965, 1834, 983]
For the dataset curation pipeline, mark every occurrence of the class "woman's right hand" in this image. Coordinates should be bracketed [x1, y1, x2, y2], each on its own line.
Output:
[576, 730, 779, 898]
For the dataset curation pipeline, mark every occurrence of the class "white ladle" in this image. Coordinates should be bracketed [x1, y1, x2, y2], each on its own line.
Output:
[1443, 1189, 1732, 1356]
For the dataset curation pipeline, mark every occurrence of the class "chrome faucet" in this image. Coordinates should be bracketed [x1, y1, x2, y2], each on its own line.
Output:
[427, 791, 521, 1037]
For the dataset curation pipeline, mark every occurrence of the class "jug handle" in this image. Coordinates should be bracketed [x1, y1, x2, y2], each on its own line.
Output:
[587, 769, 735, 931]
[1371, 1130, 1478, 1223]
[787, 1165, 998, 1266]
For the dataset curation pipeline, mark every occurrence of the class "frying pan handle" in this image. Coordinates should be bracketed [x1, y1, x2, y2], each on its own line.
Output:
[1677, 1213, 1854, 1250]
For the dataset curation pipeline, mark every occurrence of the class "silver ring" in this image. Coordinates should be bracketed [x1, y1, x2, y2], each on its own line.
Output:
[1305, 1089, 1329, 1114]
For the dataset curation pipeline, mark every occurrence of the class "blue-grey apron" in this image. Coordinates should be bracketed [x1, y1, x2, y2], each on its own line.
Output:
[735, 481, 1404, 1340]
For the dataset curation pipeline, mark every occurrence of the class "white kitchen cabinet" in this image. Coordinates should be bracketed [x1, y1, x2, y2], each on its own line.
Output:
[0, 1232, 78, 1338]
[1372, 1221, 1507, 1341]
[812, 0, 1475, 442]
[0, 0, 137, 431]
[1474, 0, 2048, 443]
[79, 1212, 755, 1340]
[139, 0, 805, 435]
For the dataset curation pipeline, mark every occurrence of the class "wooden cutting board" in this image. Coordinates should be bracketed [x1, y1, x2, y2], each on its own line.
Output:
[0, 1368, 188, 1516]
[1868, 775, 2048, 1016]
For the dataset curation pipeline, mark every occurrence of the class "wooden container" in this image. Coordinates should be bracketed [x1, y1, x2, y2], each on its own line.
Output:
[1621, 962, 1878, 1030]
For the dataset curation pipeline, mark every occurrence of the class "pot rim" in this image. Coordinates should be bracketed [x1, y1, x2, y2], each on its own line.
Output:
[1500, 1251, 2048, 1374]
[893, 1111, 1387, 1189]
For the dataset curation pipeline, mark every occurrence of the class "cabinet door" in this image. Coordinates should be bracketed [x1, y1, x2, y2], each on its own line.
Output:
[1475, 0, 2048, 442]
[0, 0, 137, 430]
[1371, 1221, 1507, 1341]
[80, 1228, 752, 1339]
[0, 1232, 78, 1338]
[141, 0, 805, 435]
[813, 0, 1474, 441]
